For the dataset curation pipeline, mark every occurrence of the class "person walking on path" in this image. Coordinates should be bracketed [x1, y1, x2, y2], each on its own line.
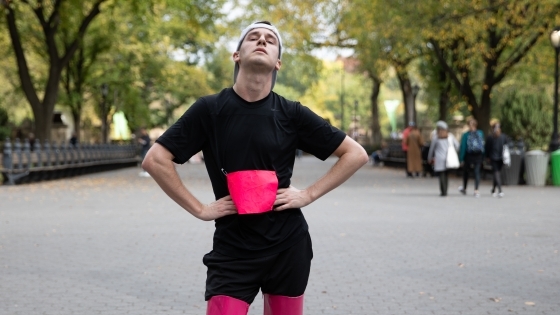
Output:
[458, 119, 485, 197]
[402, 122, 415, 177]
[142, 21, 368, 315]
[406, 125, 424, 177]
[428, 121, 459, 196]
[485, 123, 508, 198]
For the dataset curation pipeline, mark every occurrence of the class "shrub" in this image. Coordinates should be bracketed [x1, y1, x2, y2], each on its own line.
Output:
[500, 91, 553, 151]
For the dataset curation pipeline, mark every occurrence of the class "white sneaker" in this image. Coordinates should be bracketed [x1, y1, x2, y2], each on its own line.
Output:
[492, 192, 498, 197]
[139, 171, 151, 177]
[474, 191, 480, 198]
[498, 192, 504, 198]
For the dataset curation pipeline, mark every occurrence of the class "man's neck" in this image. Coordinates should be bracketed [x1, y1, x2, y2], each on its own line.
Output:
[233, 73, 272, 102]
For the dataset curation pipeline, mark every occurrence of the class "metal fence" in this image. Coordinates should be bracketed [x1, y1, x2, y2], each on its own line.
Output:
[1, 137, 140, 185]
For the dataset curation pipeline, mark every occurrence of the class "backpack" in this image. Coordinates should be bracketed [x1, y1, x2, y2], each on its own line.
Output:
[466, 131, 483, 153]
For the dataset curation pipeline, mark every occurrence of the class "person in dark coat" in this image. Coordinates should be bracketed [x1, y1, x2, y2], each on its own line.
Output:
[485, 123, 508, 197]
[458, 119, 485, 197]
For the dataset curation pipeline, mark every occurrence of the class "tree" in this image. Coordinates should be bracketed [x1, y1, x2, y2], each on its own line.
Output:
[338, 0, 387, 146]
[56, 0, 224, 142]
[59, 15, 112, 142]
[420, 0, 560, 132]
[1, 0, 109, 141]
[335, 0, 426, 144]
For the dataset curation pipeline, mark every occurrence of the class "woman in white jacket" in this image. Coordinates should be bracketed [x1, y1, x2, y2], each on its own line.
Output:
[428, 121, 460, 196]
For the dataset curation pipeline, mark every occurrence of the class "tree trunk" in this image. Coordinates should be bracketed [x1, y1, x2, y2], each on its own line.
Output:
[369, 76, 382, 148]
[478, 89, 493, 134]
[396, 71, 414, 128]
[2, 0, 106, 141]
[438, 68, 450, 121]
[101, 99, 108, 144]
[71, 109, 81, 142]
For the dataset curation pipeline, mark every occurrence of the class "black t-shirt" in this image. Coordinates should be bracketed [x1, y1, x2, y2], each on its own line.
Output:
[156, 88, 346, 258]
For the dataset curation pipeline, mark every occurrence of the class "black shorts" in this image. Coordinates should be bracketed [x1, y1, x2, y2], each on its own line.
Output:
[203, 232, 313, 304]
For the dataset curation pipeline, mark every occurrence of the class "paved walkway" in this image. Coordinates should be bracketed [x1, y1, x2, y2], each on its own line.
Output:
[1, 157, 559, 315]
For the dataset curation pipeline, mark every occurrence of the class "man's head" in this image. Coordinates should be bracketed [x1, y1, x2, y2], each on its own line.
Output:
[492, 123, 501, 135]
[233, 21, 282, 90]
[468, 118, 478, 131]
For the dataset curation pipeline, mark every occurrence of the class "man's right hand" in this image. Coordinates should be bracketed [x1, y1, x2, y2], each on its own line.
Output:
[198, 195, 238, 221]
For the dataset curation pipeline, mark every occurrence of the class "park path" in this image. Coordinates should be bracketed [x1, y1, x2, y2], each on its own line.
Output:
[1, 157, 559, 315]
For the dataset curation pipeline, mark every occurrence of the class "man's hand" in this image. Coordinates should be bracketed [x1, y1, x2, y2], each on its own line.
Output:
[274, 186, 312, 211]
[198, 195, 238, 221]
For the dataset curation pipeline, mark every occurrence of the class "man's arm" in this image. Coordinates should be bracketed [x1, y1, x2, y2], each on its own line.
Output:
[142, 143, 237, 221]
[274, 136, 369, 211]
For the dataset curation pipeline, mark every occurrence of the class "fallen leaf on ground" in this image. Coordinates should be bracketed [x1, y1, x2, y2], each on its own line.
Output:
[525, 302, 535, 306]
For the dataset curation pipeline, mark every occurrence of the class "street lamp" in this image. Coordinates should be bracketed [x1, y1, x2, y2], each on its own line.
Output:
[550, 27, 560, 152]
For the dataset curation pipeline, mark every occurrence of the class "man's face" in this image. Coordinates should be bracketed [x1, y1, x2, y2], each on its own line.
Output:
[233, 28, 281, 72]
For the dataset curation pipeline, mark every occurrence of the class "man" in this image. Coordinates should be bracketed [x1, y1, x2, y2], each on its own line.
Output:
[142, 21, 368, 315]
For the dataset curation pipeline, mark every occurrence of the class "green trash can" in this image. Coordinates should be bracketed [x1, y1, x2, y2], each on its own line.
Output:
[552, 149, 560, 186]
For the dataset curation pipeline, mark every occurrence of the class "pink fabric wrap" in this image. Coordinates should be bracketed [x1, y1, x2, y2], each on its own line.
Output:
[226, 170, 278, 215]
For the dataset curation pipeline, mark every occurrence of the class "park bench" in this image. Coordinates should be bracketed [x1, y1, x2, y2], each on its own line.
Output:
[1, 137, 140, 185]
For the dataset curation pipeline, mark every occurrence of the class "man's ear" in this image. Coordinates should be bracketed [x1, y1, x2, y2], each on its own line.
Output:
[275, 59, 282, 71]
[232, 52, 240, 63]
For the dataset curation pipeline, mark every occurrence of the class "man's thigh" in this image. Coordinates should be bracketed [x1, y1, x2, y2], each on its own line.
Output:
[261, 233, 313, 297]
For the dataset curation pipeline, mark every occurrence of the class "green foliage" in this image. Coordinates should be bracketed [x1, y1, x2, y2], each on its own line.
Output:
[205, 47, 234, 92]
[276, 53, 322, 95]
[500, 91, 552, 150]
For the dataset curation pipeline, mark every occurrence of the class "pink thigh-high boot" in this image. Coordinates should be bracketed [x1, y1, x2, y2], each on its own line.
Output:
[207, 295, 250, 315]
[263, 294, 304, 315]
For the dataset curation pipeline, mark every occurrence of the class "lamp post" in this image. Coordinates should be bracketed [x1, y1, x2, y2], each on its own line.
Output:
[550, 27, 560, 152]
[412, 84, 420, 125]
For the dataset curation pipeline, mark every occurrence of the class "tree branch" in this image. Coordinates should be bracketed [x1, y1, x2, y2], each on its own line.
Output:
[2, 2, 42, 109]
[430, 40, 463, 91]
[48, 0, 63, 29]
[495, 30, 544, 83]
[430, 1, 504, 25]
[60, 0, 107, 67]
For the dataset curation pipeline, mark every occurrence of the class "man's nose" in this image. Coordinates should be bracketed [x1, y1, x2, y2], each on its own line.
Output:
[257, 35, 266, 45]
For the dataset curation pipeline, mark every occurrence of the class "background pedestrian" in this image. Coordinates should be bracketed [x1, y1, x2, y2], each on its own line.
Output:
[428, 121, 459, 196]
[458, 119, 485, 197]
[485, 123, 508, 197]
[406, 125, 424, 177]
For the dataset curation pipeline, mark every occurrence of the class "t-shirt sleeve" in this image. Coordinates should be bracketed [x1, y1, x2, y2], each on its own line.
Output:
[155, 99, 208, 164]
[293, 102, 346, 160]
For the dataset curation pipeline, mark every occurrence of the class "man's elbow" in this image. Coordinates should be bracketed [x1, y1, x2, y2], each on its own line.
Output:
[356, 147, 369, 166]
[142, 150, 156, 172]
[346, 144, 368, 166]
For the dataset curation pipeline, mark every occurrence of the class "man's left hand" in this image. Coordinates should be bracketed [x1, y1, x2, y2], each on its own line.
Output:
[274, 186, 312, 211]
